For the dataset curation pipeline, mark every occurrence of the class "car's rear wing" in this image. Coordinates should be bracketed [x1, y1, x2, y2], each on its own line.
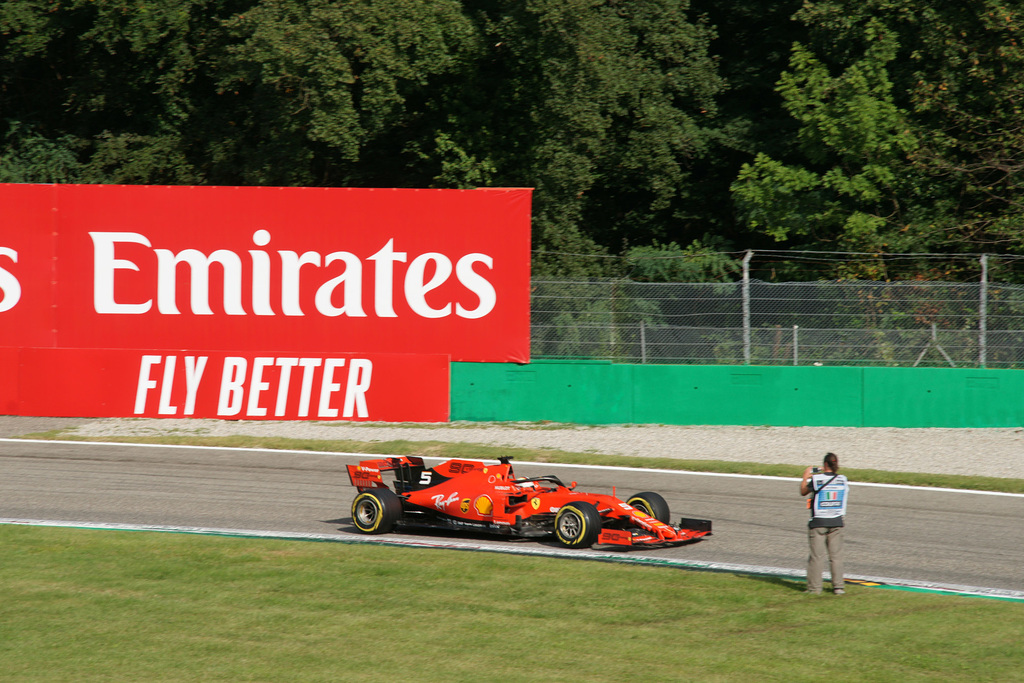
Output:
[347, 456, 516, 492]
[346, 456, 426, 489]
[347, 463, 386, 489]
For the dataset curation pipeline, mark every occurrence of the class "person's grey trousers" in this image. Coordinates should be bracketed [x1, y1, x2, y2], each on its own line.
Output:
[807, 526, 844, 593]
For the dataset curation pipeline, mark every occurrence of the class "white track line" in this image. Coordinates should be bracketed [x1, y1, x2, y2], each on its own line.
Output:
[4, 437, 1023, 497]
[3, 517, 1023, 602]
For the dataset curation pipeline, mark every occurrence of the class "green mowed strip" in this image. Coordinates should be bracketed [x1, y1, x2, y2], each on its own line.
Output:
[27, 431, 1024, 494]
[1, 526, 1021, 682]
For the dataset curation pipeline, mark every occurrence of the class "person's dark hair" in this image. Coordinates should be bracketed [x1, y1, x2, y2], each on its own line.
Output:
[824, 452, 839, 472]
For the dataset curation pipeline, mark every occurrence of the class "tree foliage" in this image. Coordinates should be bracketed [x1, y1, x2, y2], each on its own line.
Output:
[732, 0, 1024, 258]
[732, 22, 920, 252]
[3, 0, 1024, 279]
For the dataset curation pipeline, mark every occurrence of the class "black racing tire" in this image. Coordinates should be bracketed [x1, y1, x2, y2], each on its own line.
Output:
[351, 489, 402, 534]
[626, 491, 671, 523]
[554, 501, 602, 548]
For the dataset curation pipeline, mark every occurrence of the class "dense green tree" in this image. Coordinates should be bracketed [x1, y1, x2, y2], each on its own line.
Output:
[686, 0, 805, 246]
[892, 2, 1024, 251]
[2, 0, 727, 278]
[1, 0, 482, 186]
[5, 0, 1024, 281]
[458, 0, 726, 275]
[731, 21, 920, 253]
[731, 0, 1024, 260]
[210, 0, 481, 185]
[623, 236, 740, 281]
[1, 0, 217, 183]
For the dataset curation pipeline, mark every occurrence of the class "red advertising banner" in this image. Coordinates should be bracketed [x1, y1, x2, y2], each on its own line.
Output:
[0, 183, 531, 421]
[0, 348, 450, 422]
[0, 183, 530, 362]
[0, 184, 56, 349]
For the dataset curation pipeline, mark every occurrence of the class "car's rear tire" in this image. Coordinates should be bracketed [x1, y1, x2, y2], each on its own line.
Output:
[351, 489, 402, 534]
[554, 501, 602, 548]
[626, 492, 671, 523]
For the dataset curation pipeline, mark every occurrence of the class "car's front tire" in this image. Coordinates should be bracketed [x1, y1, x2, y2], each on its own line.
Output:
[626, 491, 671, 523]
[351, 489, 402, 534]
[554, 501, 602, 548]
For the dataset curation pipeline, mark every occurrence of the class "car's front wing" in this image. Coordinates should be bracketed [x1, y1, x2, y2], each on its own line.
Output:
[597, 517, 712, 547]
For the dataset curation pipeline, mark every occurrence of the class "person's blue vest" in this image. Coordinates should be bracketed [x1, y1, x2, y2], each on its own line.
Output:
[809, 472, 848, 526]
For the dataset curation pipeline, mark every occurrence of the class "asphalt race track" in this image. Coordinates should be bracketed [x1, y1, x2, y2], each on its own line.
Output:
[2, 439, 1023, 594]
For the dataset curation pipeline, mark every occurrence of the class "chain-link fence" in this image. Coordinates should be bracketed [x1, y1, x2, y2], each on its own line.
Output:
[531, 252, 1024, 368]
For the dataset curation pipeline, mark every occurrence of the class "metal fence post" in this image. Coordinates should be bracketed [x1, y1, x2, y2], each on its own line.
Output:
[980, 253, 988, 368]
[793, 325, 799, 366]
[742, 250, 752, 365]
[640, 319, 647, 364]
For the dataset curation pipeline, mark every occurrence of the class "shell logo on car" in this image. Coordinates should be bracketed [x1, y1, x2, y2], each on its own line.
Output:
[474, 496, 493, 516]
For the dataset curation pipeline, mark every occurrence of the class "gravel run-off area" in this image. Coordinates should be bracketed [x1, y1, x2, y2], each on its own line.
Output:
[16, 417, 1024, 479]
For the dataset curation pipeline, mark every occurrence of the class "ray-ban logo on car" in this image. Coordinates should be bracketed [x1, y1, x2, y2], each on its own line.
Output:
[432, 492, 460, 511]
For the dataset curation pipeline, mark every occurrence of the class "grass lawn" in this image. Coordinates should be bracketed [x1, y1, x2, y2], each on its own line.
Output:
[2, 525, 1022, 682]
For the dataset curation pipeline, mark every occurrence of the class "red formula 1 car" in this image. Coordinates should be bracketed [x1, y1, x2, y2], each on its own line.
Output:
[347, 455, 712, 549]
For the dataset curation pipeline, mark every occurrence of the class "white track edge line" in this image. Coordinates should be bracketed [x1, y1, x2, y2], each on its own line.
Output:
[2, 518, 1023, 603]
[4, 437, 1023, 497]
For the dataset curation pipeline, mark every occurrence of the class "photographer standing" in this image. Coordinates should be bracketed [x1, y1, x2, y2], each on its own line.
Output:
[800, 452, 849, 595]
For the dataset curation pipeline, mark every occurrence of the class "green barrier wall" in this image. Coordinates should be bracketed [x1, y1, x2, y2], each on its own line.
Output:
[450, 361, 1024, 428]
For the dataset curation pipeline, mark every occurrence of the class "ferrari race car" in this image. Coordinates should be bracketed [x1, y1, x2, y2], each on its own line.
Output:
[347, 455, 712, 549]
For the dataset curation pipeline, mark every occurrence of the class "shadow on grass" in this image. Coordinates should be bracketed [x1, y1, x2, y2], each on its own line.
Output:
[743, 574, 807, 593]
[321, 519, 538, 547]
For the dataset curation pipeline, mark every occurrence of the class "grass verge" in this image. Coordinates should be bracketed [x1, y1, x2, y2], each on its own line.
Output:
[22, 431, 1024, 495]
[2, 524, 1022, 683]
